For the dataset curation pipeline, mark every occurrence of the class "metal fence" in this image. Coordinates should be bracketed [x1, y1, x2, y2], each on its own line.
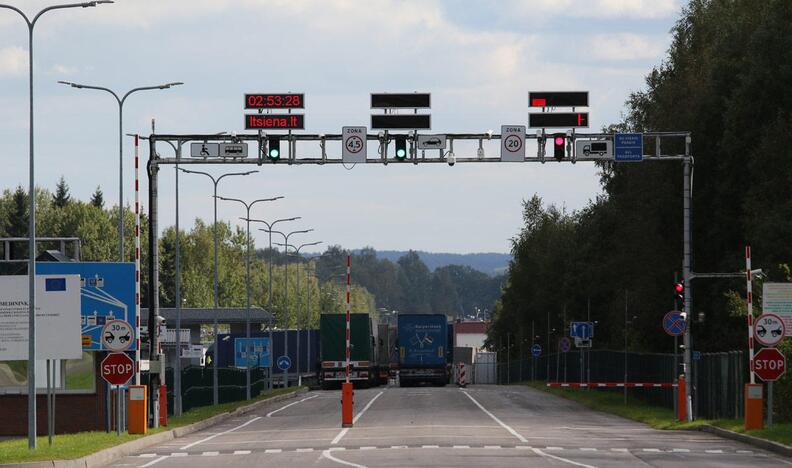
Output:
[497, 349, 746, 420]
[161, 366, 270, 414]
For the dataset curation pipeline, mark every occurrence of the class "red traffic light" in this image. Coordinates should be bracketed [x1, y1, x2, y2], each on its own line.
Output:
[674, 283, 684, 293]
[554, 136, 565, 146]
[553, 133, 565, 160]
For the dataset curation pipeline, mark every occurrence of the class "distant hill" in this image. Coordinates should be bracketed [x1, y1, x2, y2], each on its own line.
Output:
[363, 250, 510, 276]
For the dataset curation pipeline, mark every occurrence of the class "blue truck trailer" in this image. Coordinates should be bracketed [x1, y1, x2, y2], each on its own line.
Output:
[397, 314, 449, 387]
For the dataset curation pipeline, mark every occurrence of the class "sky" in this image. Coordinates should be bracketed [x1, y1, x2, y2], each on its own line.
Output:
[0, 0, 683, 254]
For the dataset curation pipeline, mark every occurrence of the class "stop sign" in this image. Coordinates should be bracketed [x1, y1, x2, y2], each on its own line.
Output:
[101, 352, 135, 385]
[754, 348, 786, 382]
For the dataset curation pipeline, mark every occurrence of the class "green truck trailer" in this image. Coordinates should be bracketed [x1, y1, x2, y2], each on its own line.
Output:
[320, 313, 380, 389]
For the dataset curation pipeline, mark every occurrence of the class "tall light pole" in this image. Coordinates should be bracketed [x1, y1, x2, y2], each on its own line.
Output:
[180, 168, 257, 404]
[247, 217, 299, 390]
[258, 228, 313, 387]
[59, 80, 182, 261]
[217, 196, 283, 400]
[0, 0, 113, 449]
[275, 241, 322, 376]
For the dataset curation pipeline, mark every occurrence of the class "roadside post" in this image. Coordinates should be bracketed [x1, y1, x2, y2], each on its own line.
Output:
[341, 255, 354, 427]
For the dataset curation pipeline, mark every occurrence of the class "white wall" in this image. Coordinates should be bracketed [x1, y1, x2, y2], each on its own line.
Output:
[456, 333, 487, 351]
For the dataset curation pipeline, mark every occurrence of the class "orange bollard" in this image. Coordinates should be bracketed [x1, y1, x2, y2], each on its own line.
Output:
[677, 375, 687, 422]
[744, 384, 764, 430]
[341, 382, 354, 427]
[158, 385, 168, 427]
[127, 385, 148, 435]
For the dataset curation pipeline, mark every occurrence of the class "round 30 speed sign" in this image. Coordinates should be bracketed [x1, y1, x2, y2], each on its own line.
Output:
[754, 313, 786, 347]
[101, 319, 134, 352]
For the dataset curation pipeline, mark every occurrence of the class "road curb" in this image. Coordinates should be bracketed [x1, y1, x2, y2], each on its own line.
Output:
[3, 388, 308, 468]
[697, 424, 792, 458]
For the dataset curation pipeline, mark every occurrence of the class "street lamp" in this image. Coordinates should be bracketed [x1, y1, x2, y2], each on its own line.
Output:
[59, 80, 183, 261]
[258, 228, 313, 387]
[246, 217, 299, 389]
[275, 241, 323, 376]
[0, 0, 113, 449]
[216, 195, 283, 400]
[179, 168, 257, 404]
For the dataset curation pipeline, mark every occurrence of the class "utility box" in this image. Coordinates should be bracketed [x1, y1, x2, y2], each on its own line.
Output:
[744, 383, 764, 430]
[127, 385, 147, 435]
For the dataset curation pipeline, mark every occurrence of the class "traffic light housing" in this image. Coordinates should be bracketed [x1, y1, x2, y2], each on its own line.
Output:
[552, 133, 565, 160]
[394, 135, 407, 160]
[267, 136, 281, 160]
[674, 282, 685, 309]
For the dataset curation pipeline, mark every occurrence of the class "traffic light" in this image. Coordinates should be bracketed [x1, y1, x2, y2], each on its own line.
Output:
[674, 282, 685, 309]
[394, 135, 407, 160]
[267, 136, 281, 160]
[552, 133, 565, 160]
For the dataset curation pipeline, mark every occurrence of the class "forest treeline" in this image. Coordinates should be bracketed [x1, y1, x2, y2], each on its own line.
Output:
[0, 179, 502, 329]
[489, 0, 792, 359]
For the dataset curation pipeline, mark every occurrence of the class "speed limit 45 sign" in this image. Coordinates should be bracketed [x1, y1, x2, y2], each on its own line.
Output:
[500, 125, 526, 162]
[342, 126, 367, 163]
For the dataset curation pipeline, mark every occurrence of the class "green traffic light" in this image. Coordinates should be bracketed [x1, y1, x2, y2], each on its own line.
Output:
[269, 148, 280, 159]
[396, 148, 406, 158]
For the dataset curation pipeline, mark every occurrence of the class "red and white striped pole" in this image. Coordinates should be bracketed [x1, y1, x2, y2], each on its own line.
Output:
[134, 134, 141, 385]
[746, 245, 754, 384]
[345, 255, 351, 384]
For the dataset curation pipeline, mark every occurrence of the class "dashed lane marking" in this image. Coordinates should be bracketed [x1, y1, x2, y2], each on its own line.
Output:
[532, 447, 597, 468]
[266, 394, 319, 417]
[642, 448, 661, 452]
[422, 445, 440, 448]
[672, 448, 690, 453]
[170, 452, 188, 457]
[296, 448, 314, 453]
[580, 448, 597, 451]
[233, 450, 251, 455]
[321, 448, 367, 468]
[138, 456, 168, 468]
[331, 390, 384, 445]
[179, 416, 262, 450]
[705, 449, 724, 454]
[201, 451, 219, 456]
[611, 448, 629, 452]
[138, 454, 157, 458]
[265, 449, 282, 454]
[453, 445, 470, 449]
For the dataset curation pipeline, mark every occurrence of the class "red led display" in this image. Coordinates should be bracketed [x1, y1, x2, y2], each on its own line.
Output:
[245, 114, 305, 130]
[245, 93, 304, 109]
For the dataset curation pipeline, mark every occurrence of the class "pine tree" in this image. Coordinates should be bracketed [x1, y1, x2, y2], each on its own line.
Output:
[90, 186, 104, 209]
[53, 176, 71, 208]
[7, 186, 28, 259]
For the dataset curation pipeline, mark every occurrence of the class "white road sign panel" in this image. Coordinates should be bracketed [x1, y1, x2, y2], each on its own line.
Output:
[763, 283, 792, 337]
[500, 125, 526, 162]
[219, 142, 248, 158]
[754, 313, 786, 347]
[101, 319, 134, 352]
[342, 126, 367, 163]
[0, 275, 82, 361]
[575, 139, 612, 159]
[190, 142, 219, 158]
[416, 134, 447, 150]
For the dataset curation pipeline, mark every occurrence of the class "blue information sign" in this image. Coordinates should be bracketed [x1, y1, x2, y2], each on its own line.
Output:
[531, 344, 542, 357]
[559, 337, 571, 353]
[614, 133, 644, 162]
[663, 311, 686, 336]
[570, 322, 594, 339]
[234, 337, 271, 368]
[37, 262, 136, 351]
[276, 355, 292, 371]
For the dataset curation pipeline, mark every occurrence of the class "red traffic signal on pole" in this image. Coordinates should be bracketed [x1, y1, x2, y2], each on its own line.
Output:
[553, 133, 565, 161]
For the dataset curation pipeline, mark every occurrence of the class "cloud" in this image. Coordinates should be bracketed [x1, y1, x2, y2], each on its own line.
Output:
[589, 33, 667, 60]
[0, 46, 26, 77]
[50, 64, 78, 76]
[507, 0, 680, 19]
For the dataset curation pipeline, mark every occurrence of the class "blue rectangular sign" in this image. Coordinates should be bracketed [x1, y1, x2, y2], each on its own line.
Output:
[234, 337, 271, 368]
[36, 262, 136, 351]
[570, 321, 594, 339]
[614, 133, 644, 162]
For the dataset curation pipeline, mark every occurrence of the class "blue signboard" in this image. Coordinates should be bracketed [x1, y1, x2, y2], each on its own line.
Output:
[37, 262, 136, 351]
[614, 133, 644, 162]
[570, 322, 594, 339]
[531, 344, 542, 357]
[234, 337, 271, 368]
[277, 355, 292, 371]
[663, 311, 686, 336]
[559, 337, 571, 353]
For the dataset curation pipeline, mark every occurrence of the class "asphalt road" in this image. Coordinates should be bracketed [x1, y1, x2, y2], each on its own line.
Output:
[110, 384, 792, 468]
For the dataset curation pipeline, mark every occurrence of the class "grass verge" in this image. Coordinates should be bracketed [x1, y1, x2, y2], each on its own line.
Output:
[524, 382, 792, 446]
[0, 386, 302, 464]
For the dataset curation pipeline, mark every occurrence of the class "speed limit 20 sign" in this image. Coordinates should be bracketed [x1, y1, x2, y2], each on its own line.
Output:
[500, 125, 526, 162]
[342, 126, 367, 163]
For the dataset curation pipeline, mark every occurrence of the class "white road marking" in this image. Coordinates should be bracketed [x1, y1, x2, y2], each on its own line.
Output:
[580, 448, 597, 451]
[460, 390, 528, 443]
[331, 391, 384, 445]
[233, 450, 251, 455]
[359, 446, 377, 450]
[266, 394, 319, 417]
[737, 450, 753, 454]
[296, 448, 314, 452]
[179, 416, 262, 450]
[390, 445, 408, 449]
[265, 449, 282, 454]
[422, 445, 440, 448]
[611, 448, 629, 452]
[453, 445, 470, 449]
[516, 446, 532, 449]
[201, 451, 219, 456]
[705, 449, 723, 454]
[545, 446, 564, 451]
[170, 452, 188, 457]
[642, 448, 661, 452]
[322, 448, 368, 468]
[138, 456, 168, 468]
[532, 447, 598, 468]
[138, 454, 157, 458]
[484, 445, 502, 449]
[671, 448, 690, 453]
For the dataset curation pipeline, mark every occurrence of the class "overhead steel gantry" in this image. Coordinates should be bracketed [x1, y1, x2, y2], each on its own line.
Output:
[145, 130, 694, 418]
